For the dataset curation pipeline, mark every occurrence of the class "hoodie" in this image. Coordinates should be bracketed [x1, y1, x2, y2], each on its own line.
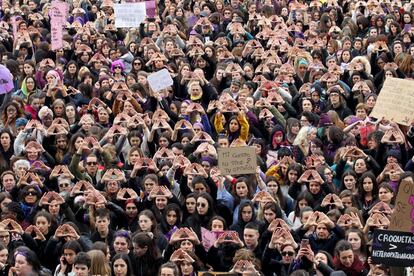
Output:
[229, 200, 257, 238]
[269, 124, 289, 151]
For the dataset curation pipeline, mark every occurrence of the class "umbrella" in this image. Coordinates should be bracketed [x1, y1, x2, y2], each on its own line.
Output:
[0, 65, 14, 94]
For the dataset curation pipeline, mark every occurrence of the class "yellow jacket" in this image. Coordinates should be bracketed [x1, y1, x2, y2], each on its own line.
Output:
[214, 112, 249, 141]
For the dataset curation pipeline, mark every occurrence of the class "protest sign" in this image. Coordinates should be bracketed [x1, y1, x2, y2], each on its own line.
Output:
[11, 16, 17, 39]
[217, 147, 257, 175]
[51, 22, 63, 50]
[145, 0, 157, 18]
[114, 3, 146, 28]
[372, 229, 414, 267]
[370, 77, 414, 126]
[50, 1, 68, 50]
[389, 178, 414, 232]
[147, 69, 174, 92]
[50, 1, 68, 24]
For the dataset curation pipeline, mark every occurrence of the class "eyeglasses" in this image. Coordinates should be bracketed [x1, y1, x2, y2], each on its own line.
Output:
[282, 251, 295, 256]
[86, 161, 97, 165]
[197, 202, 206, 208]
[0, 235, 9, 239]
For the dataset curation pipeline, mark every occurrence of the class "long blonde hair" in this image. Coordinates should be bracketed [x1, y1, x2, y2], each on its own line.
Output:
[87, 250, 111, 276]
[293, 126, 315, 156]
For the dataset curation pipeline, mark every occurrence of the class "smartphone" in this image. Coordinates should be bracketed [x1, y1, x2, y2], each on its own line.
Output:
[301, 239, 309, 248]
[214, 231, 225, 239]
[224, 231, 233, 241]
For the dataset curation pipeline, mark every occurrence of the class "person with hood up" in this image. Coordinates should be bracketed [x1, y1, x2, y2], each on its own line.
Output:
[229, 200, 257, 238]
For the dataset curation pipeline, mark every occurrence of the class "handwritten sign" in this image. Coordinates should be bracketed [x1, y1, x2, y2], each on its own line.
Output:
[11, 16, 17, 39]
[147, 69, 174, 92]
[372, 229, 414, 267]
[50, 1, 68, 51]
[371, 77, 414, 126]
[389, 178, 414, 232]
[51, 22, 63, 50]
[217, 147, 257, 175]
[50, 1, 68, 24]
[114, 3, 146, 28]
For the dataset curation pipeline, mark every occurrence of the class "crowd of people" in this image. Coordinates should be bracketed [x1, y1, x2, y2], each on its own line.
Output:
[0, 0, 414, 275]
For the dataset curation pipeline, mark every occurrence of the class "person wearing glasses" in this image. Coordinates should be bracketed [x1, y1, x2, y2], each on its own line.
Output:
[70, 137, 111, 185]
[130, 58, 144, 75]
[111, 60, 126, 82]
[71, 154, 100, 185]
[57, 176, 73, 195]
[263, 238, 306, 275]
[0, 228, 10, 249]
[281, 244, 296, 261]
[19, 186, 41, 224]
[184, 193, 216, 241]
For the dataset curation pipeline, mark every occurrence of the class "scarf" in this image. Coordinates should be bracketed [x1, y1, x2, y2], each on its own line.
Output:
[21, 77, 29, 97]
[333, 256, 366, 276]
[20, 202, 35, 219]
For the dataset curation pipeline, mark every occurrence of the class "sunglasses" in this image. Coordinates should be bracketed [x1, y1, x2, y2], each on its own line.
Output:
[59, 183, 70, 188]
[282, 251, 295, 256]
[197, 202, 206, 208]
[86, 161, 97, 165]
[114, 66, 122, 69]
[26, 191, 36, 196]
[134, 62, 141, 65]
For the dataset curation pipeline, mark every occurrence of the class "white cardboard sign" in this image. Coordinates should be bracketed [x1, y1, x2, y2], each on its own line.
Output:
[147, 69, 174, 92]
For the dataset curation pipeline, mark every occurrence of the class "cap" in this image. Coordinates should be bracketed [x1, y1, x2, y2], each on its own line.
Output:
[318, 113, 333, 127]
[200, 11, 208, 17]
[231, 79, 241, 87]
[15, 118, 28, 128]
[387, 149, 401, 162]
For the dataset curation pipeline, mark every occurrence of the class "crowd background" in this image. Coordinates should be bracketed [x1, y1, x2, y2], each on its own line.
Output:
[0, 0, 414, 275]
